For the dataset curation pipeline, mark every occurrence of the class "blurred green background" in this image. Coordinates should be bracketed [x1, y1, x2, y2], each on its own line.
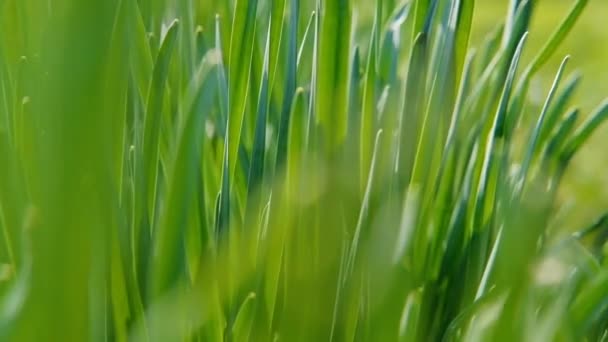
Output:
[473, 0, 608, 229]
[354, 0, 608, 228]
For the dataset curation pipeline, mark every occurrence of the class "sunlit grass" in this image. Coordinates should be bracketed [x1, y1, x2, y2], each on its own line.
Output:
[1, 0, 608, 341]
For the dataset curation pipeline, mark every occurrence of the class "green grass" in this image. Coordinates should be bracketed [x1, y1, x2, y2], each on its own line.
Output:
[1, 0, 608, 341]
[472, 0, 608, 229]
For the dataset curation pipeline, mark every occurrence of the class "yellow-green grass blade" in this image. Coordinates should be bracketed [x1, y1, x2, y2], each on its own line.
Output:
[453, 0, 475, 90]
[397, 33, 428, 187]
[360, 12, 380, 195]
[230, 292, 256, 342]
[3, 1, 122, 340]
[141, 19, 179, 227]
[149, 50, 221, 300]
[128, 0, 154, 102]
[528, 0, 588, 76]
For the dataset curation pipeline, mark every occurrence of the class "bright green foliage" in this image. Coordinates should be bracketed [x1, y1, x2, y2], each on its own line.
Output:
[0, 0, 608, 341]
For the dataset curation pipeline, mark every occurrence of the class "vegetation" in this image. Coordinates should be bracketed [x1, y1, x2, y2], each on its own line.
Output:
[1, 0, 608, 340]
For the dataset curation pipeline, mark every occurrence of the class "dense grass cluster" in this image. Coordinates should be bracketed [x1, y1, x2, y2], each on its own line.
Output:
[1, 0, 608, 340]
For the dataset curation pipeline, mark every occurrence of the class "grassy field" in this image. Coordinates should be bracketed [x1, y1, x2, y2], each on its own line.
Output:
[2, 0, 608, 341]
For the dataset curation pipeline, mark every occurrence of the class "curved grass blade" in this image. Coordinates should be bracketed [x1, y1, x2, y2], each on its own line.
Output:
[544, 107, 579, 164]
[453, 0, 475, 89]
[397, 32, 428, 187]
[230, 292, 256, 342]
[128, 0, 154, 101]
[141, 19, 179, 226]
[473, 33, 529, 298]
[537, 73, 582, 149]
[528, 0, 588, 76]
[149, 49, 220, 300]
[560, 99, 608, 165]
[518, 56, 570, 187]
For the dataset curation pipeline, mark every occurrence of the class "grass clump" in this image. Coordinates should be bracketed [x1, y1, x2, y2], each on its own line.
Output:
[1, 0, 608, 341]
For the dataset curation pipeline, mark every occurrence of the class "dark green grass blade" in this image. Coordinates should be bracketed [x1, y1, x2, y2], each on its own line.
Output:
[544, 107, 579, 166]
[560, 99, 608, 165]
[274, 0, 298, 168]
[518, 56, 570, 187]
[246, 25, 271, 207]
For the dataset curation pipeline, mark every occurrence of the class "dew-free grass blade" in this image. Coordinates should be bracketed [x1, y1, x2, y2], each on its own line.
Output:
[149, 49, 220, 300]
[528, 0, 588, 76]
[570, 269, 608, 339]
[519, 56, 570, 188]
[274, 0, 298, 169]
[227, 0, 258, 179]
[316, 0, 352, 152]
[246, 25, 271, 212]
[128, 0, 154, 101]
[360, 12, 380, 194]
[537, 72, 582, 149]
[560, 99, 608, 165]
[141, 19, 179, 227]
[231, 292, 256, 342]
[544, 107, 579, 162]
[397, 32, 428, 186]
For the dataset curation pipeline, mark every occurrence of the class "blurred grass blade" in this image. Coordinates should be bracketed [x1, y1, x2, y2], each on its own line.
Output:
[142, 19, 179, 225]
[149, 50, 221, 300]
[316, 0, 352, 151]
[528, 0, 588, 75]
[231, 292, 256, 342]
[560, 99, 608, 164]
[247, 25, 271, 200]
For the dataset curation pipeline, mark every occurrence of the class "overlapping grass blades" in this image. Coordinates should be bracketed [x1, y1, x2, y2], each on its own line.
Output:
[1, 0, 608, 341]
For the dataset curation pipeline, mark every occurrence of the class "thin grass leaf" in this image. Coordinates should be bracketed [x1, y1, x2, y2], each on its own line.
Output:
[544, 107, 579, 163]
[231, 292, 256, 342]
[141, 19, 179, 226]
[519, 56, 570, 188]
[274, 0, 298, 168]
[247, 25, 271, 199]
[560, 99, 608, 165]
[528, 0, 588, 76]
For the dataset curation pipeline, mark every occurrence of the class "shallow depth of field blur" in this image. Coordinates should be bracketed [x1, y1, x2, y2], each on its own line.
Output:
[1, 0, 608, 341]
[475, 0, 608, 228]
